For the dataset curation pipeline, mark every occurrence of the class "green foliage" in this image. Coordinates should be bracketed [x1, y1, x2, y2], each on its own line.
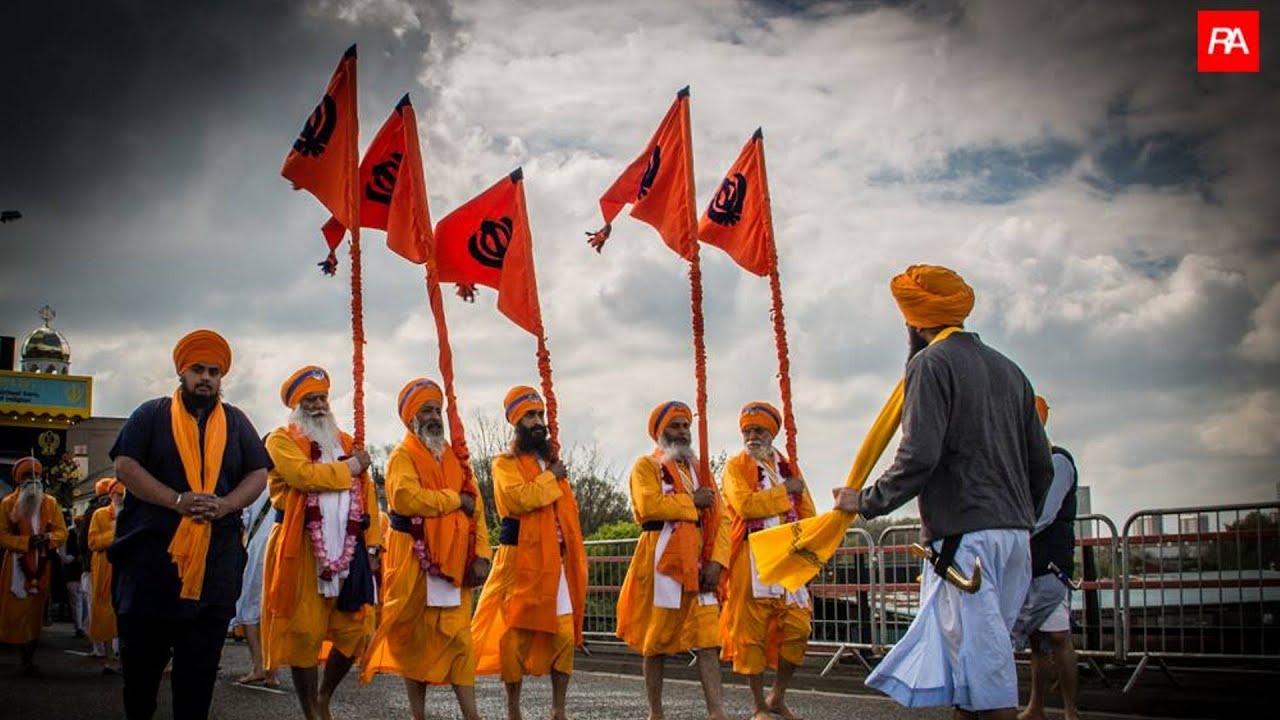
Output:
[588, 520, 640, 542]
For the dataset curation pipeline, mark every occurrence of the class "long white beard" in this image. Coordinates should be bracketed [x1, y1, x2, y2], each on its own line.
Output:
[412, 420, 447, 460]
[658, 438, 696, 466]
[16, 483, 42, 519]
[746, 442, 774, 462]
[290, 406, 342, 447]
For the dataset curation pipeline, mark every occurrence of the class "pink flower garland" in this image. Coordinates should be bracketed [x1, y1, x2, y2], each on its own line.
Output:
[407, 517, 440, 575]
[304, 441, 365, 582]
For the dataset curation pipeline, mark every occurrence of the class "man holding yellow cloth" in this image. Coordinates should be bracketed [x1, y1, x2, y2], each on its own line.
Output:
[111, 329, 270, 720]
[616, 401, 730, 720]
[261, 365, 379, 720]
[471, 386, 587, 720]
[360, 378, 491, 720]
[720, 401, 816, 720]
[834, 265, 1053, 719]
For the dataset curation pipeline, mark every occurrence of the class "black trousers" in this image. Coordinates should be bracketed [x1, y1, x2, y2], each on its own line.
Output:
[118, 610, 229, 720]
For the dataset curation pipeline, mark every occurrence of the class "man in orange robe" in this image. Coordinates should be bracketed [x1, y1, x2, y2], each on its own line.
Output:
[88, 479, 125, 673]
[262, 365, 380, 720]
[360, 378, 492, 720]
[0, 457, 68, 675]
[617, 401, 731, 720]
[471, 386, 587, 720]
[720, 402, 817, 720]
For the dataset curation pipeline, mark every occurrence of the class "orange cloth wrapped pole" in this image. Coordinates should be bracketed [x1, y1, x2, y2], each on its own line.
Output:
[350, 226, 366, 445]
[749, 327, 961, 591]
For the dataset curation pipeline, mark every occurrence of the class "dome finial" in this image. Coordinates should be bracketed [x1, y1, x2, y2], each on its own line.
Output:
[38, 305, 55, 328]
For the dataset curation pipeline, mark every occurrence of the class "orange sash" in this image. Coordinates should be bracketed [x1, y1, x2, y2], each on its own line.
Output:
[508, 453, 588, 645]
[398, 432, 475, 584]
[266, 426, 357, 617]
[651, 453, 700, 592]
[166, 389, 226, 600]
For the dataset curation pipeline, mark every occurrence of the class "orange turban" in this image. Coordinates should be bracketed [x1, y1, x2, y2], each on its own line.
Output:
[740, 401, 782, 437]
[13, 457, 42, 484]
[1035, 395, 1049, 426]
[172, 329, 232, 375]
[648, 401, 692, 442]
[504, 385, 545, 425]
[94, 478, 115, 496]
[890, 264, 975, 328]
[280, 365, 330, 408]
[108, 480, 125, 497]
[398, 377, 444, 427]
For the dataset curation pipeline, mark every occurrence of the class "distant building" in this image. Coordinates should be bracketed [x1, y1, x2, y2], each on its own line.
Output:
[1, 307, 124, 511]
[1178, 513, 1211, 536]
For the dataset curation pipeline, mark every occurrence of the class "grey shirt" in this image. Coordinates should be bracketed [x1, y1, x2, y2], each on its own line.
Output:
[857, 332, 1054, 541]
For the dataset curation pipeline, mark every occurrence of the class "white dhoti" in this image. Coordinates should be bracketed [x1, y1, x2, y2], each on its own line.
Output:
[1012, 574, 1071, 653]
[867, 528, 1030, 712]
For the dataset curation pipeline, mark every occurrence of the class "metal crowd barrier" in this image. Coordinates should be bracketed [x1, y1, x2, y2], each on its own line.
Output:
[1119, 501, 1280, 692]
[807, 527, 877, 674]
[569, 502, 1280, 688]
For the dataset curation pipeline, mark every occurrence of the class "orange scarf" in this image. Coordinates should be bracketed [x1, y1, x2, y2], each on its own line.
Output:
[399, 432, 475, 584]
[267, 425, 356, 617]
[508, 453, 588, 645]
[651, 453, 701, 592]
[167, 389, 226, 600]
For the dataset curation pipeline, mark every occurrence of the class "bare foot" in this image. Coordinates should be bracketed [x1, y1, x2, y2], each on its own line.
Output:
[1016, 710, 1046, 720]
[750, 711, 774, 720]
[264, 672, 281, 689]
[237, 671, 267, 684]
[766, 700, 801, 720]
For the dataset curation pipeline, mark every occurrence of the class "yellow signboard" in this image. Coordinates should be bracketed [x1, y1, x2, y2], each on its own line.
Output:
[0, 370, 93, 420]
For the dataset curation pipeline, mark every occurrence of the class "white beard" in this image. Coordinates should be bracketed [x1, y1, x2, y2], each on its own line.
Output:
[412, 419, 447, 460]
[16, 483, 42, 519]
[658, 438, 696, 466]
[746, 442, 774, 463]
[290, 406, 342, 447]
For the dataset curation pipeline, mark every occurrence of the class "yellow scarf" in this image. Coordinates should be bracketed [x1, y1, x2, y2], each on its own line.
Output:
[166, 389, 226, 600]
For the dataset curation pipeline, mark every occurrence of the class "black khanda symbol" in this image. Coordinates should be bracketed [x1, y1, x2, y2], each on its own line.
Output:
[637, 145, 661, 199]
[293, 94, 338, 158]
[468, 217, 513, 269]
[366, 152, 403, 205]
[707, 172, 747, 226]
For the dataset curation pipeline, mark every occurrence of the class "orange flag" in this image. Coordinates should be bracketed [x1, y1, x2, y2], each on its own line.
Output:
[435, 169, 543, 337]
[699, 128, 774, 277]
[282, 45, 359, 248]
[588, 87, 697, 261]
[319, 94, 434, 271]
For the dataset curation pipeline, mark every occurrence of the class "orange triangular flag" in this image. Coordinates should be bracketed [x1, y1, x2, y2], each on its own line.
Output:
[282, 45, 359, 236]
[699, 128, 774, 277]
[435, 169, 543, 336]
[589, 87, 697, 261]
[384, 97, 434, 266]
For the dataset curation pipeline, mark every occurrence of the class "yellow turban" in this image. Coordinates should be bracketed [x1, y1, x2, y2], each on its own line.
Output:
[1035, 395, 1049, 426]
[109, 480, 125, 497]
[13, 457, 43, 484]
[94, 478, 115, 496]
[504, 385, 545, 425]
[172, 329, 232, 375]
[648, 401, 692, 442]
[280, 365, 330, 408]
[740, 401, 782, 437]
[890, 264, 975, 328]
[398, 377, 444, 427]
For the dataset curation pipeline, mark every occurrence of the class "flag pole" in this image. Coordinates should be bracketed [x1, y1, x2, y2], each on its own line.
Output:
[756, 131, 798, 466]
[349, 227, 366, 446]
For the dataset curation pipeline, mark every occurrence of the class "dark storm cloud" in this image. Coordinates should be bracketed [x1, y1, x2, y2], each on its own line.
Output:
[0, 0, 452, 338]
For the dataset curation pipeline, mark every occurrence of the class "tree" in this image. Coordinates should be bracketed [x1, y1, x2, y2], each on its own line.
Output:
[367, 443, 395, 511]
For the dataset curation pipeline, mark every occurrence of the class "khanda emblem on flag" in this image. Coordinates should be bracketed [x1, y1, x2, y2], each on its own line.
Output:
[365, 152, 403, 205]
[707, 172, 747, 226]
[468, 217, 513, 269]
[293, 94, 339, 158]
[637, 146, 661, 199]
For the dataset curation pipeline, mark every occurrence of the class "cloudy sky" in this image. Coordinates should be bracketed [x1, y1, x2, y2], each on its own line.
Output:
[3, 0, 1277, 525]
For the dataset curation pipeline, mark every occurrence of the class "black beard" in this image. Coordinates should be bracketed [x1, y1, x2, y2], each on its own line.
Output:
[907, 326, 929, 361]
[514, 424, 551, 459]
[180, 386, 219, 412]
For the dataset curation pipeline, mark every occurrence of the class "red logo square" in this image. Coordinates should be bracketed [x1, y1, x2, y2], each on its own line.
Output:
[1198, 10, 1260, 72]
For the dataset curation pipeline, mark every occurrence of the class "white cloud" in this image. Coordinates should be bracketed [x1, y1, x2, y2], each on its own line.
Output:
[1197, 391, 1280, 458]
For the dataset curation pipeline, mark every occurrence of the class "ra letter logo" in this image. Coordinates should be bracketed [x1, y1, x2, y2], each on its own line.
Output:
[1198, 10, 1260, 73]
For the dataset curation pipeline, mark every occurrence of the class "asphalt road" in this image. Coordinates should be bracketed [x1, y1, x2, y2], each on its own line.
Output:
[0, 623, 1249, 720]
